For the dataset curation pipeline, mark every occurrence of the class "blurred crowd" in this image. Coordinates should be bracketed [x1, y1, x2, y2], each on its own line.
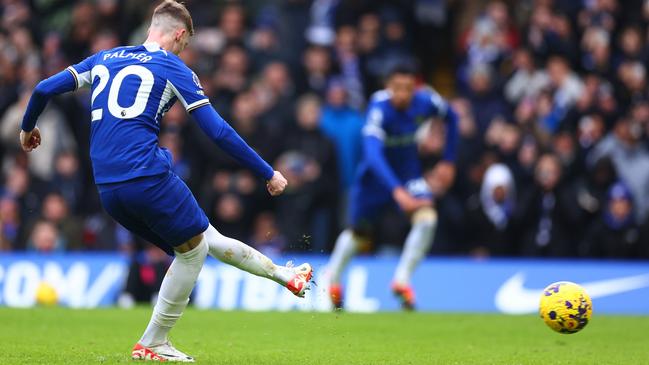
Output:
[1, 0, 649, 263]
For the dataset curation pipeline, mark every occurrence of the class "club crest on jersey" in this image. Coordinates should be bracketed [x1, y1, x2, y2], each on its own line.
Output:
[192, 72, 202, 88]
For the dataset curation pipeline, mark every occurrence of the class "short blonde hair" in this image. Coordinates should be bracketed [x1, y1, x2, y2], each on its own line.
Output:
[152, 0, 194, 36]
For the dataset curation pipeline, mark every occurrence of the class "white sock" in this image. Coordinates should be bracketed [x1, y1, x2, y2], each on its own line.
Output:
[139, 239, 208, 347]
[327, 229, 359, 284]
[393, 217, 437, 285]
[203, 224, 293, 286]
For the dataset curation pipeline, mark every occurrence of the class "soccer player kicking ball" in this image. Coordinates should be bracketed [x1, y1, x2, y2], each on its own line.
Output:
[19, 1, 312, 362]
[326, 66, 458, 311]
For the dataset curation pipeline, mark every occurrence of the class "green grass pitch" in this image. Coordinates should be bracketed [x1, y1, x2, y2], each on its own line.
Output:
[0, 307, 647, 364]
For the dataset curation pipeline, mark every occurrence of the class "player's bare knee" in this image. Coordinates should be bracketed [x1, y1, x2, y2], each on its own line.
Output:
[411, 207, 437, 226]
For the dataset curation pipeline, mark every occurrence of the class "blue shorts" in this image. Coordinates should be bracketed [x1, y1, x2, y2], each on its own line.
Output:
[98, 172, 209, 255]
[348, 176, 432, 233]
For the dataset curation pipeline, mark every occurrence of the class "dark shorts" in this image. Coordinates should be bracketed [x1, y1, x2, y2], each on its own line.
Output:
[348, 176, 433, 234]
[98, 172, 209, 255]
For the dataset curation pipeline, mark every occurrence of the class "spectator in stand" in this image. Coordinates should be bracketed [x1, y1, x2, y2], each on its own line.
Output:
[514, 153, 583, 257]
[51, 151, 83, 214]
[581, 26, 613, 78]
[228, 91, 280, 163]
[121, 245, 171, 305]
[0, 85, 77, 180]
[543, 56, 585, 134]
[450, 98, 481, 162]
[211, 45, 250, 117]
[297, 45, 333, 97]
[356, 12, 383, 95]
[32, 192, 82, 251]
[248, 12, 282, 73]
[581, 182, 649, 259]
[463, 63, 509, 133]
[564, 74, 619, 131]
[320, 78, 363, 191]
[616, 26, 644, 65]
[1, 164, 44, 246]
[28, 220, 64, 253]
[334, 25, 365, 110]
[575, 156, 618, 223]
[216, 3, 247, 47]
[459, 1, 515, 90]
[589, 117, 649, 222]
[466, 163, 516, 257]
[615, 61, 648, 105]
[254, 61, 295, 131]
[505, 48, 549, 105]
[249, 212, 286, 258]
[0, 196, 19, 250]
[275, 95, 338, 252]
[211, 192, 248, 241]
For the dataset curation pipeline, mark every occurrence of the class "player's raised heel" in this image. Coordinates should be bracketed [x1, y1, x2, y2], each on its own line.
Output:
[286, 263, 313, 298]
[392, 283, 416, 311]
[132, 342, 195, 362]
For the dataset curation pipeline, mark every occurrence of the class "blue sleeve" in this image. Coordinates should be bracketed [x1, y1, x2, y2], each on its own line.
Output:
[442, 106, 459, 161]
[363, 136, 401, 191]
[191, 105, 274, 180]
[21, 69, 76, 131]
[423, 88, 458, 161]
[67, 53, 99, 90]
[362, 105, 401, 191]
[167, 59, 211, 112]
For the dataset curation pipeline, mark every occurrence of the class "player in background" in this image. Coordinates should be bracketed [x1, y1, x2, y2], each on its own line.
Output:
[19, 1, 312, 362]
[326, 66, 458, 310]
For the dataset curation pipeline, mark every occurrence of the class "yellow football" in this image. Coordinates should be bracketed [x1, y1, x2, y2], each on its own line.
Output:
[35, 282, 59, 307]
[539, 281, 592, 334]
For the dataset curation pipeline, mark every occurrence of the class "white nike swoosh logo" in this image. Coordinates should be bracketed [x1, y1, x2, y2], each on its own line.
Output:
[494, 272, 649, 314]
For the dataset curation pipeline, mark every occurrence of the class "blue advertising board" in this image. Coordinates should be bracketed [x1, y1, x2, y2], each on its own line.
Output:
[0, 253, 648, 314]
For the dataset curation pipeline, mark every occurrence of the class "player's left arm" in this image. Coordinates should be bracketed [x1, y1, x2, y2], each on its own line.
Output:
[168, 63, 286, 195]
[20, 54, 97, 151]
[190, 106, 287, 196]
[427, 90, 460, 191]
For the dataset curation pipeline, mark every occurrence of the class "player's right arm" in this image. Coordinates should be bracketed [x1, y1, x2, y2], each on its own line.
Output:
[362, 104, 430, 213]
[20, 54, 97, 151]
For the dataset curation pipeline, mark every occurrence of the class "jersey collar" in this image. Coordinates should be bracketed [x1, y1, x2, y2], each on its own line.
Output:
[143, 42, 162, 52]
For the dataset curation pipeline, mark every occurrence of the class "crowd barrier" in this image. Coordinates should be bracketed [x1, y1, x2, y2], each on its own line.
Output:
[0, 253, 647, 314]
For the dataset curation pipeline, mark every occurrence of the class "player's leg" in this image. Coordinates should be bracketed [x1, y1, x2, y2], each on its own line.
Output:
[392, 178, 438, 310]
[201, 223, 312, 296]
[326, 183, 382, 309]
[99, 184, 203, 362]
[328, 229, 364, 308]
[135, 235, 207, 362]
[141, 174, 311, 297]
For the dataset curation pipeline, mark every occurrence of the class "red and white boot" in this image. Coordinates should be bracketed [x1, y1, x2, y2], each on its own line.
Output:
[392, 282, 416, 311]
[329, 284, 343, 310]
[285, 263, 313, 298]
[132, 341, 194, 362]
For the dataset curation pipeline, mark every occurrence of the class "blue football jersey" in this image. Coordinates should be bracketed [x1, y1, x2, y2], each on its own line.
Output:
[357, 88, 449, 185]
[67, 42, 210, 184]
